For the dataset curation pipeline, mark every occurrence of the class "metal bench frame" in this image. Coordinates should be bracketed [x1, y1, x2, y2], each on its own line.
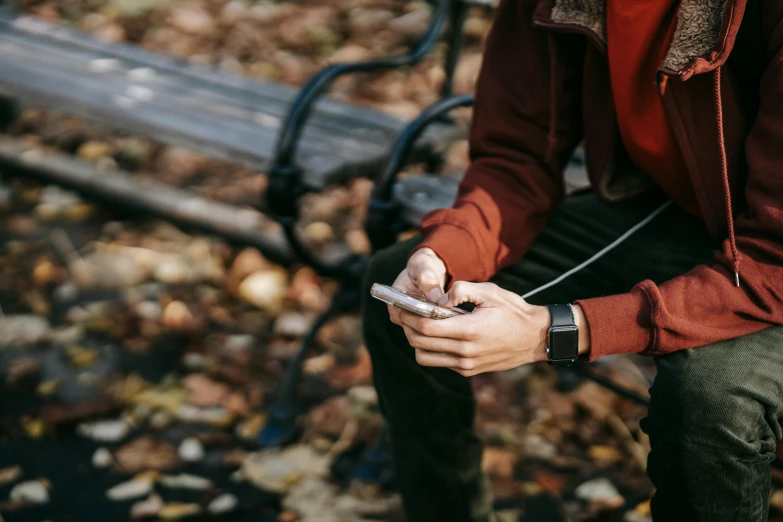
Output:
[257, 0, 484, 445]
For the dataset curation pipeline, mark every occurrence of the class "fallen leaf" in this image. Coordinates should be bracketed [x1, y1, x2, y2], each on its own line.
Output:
[77, 419, 130, 442]
[588, 445, 623, 466]
[575, 478, 624, 509]
[36, 378, 60, 397]
[7, 357, 40, 385]
[114, 437, 178, 473]
[65, 345, 100, 368]
[159, 501, 201, 519]
[20, 416, 47, 439]
[181, 373, 230, 408]
[238, 268, 289, 313]
[0, 466, 22, 487]
[10, 480, 49, 504]
[0, 315, 51, 345]
[178, 437, 204, 462]
[242, 445, 330, 494]
[131, 494, 164, 519]
[207, 493, 237, 514]
[159, 473, 212, 490]
[481, 447, 518, 479]
[92, 447, 114, 468]
[107, 474, 155, 501]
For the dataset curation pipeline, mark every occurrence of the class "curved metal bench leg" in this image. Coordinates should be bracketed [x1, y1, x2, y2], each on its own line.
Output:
[258, 263, 365, 447]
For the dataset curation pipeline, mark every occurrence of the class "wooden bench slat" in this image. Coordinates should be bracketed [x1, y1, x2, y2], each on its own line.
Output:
[0, 11, 406, 142]
[0, 9, 450, 189]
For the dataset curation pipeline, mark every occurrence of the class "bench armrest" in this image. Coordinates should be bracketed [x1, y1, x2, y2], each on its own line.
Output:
[266, 0, 455, 220]
[366, 94, 474, 251]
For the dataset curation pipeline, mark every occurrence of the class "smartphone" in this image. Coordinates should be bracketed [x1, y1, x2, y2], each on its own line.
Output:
[370, 283, 469, 320]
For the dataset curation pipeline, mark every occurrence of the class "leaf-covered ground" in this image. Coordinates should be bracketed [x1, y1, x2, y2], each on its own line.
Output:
[0, 1, 782, 521]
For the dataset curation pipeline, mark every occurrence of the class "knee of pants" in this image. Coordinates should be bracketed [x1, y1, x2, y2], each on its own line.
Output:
[643, 338, 778, 461]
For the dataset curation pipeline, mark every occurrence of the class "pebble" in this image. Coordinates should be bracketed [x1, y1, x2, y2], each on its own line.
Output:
[92, 447, 114, 468]
[77, 419, 130, 442]
[178, 437, 204, 462]
[207, 493, 238, 514]
[10, 480, 49, 504]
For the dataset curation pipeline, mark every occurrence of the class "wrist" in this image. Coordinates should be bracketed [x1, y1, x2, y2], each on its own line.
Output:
[528, 305, 551, 362]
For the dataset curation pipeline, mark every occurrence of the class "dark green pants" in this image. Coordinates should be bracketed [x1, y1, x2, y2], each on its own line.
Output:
[361, 191, 783, 521]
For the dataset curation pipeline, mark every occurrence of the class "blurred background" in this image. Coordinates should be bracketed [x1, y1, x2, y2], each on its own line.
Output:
[0, 0, 780, 521]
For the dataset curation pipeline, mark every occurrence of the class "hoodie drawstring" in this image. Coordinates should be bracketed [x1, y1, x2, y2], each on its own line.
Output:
[714, 67, 741, 287]
[546, 34, 559, 165]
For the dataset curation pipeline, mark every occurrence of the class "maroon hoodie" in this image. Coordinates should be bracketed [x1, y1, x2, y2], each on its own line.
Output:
[417, 0, 783, 360]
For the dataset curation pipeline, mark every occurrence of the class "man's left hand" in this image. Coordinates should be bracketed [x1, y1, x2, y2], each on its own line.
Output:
[395, 281, 589, 376]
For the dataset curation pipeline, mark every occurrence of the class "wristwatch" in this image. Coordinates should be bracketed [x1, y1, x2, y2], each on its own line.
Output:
[545, 304, 579, 366]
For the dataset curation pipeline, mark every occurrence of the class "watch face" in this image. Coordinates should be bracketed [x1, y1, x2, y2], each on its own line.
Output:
[549, 325, 579, 360]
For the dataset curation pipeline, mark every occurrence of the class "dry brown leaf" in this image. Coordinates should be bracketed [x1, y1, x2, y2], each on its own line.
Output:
[114, 437, 178, 474]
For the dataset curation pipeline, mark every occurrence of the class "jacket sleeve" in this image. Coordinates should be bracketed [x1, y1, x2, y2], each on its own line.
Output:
[577, 5, 783, 360]
[415, 0, 585, 284]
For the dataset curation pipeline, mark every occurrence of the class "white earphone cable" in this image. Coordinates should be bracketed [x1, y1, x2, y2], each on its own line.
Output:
[521, 199, 673, 299]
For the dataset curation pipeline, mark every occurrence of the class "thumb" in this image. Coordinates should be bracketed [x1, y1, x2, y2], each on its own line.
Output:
[414, 268, 445, 303]
[438, 282, 497, 308]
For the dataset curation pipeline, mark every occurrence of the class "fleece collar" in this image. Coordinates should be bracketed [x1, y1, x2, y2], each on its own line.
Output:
[549, 0, 731, 76]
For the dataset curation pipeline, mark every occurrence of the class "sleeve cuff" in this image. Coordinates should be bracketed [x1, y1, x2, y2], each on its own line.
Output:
[574, 284, 654, 361]
[413, 222, 488, 287]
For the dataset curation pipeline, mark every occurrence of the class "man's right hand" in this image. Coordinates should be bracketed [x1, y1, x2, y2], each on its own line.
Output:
[388, 247, 447, 326]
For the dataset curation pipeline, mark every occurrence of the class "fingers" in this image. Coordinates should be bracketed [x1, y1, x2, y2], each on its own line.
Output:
[398, 310, 477, 342]
[413, 348, 462, 369]
[438, 281, 499, 308]
[401, 324, 472, 355]
[387, 304, 402, 325]
[407, 251, 446, 302]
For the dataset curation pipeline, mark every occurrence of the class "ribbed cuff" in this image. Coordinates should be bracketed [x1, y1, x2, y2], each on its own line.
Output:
[413, 223, 487, 287]
[574, 286, 654, 362]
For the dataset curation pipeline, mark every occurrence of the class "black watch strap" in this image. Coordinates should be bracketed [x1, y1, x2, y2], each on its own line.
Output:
[547, 304, 573, 327]
[545, 304, 578, 366]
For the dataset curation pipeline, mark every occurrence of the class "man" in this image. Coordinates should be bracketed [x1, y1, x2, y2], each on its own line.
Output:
[362, 0, 783, 520]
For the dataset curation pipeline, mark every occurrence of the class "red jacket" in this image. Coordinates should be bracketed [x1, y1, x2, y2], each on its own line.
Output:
[418, 0, 783, 360]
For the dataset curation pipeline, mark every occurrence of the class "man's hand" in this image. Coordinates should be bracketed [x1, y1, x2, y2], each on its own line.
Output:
[387, 247, 447, 326]
[396, 281, 590, 376]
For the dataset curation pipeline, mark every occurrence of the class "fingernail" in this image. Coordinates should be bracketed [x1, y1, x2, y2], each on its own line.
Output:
[427, 289, 443, 302]
[437, 294, 448, 306]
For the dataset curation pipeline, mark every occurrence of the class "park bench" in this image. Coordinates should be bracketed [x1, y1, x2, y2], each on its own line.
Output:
[0, 0, 464, 249]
